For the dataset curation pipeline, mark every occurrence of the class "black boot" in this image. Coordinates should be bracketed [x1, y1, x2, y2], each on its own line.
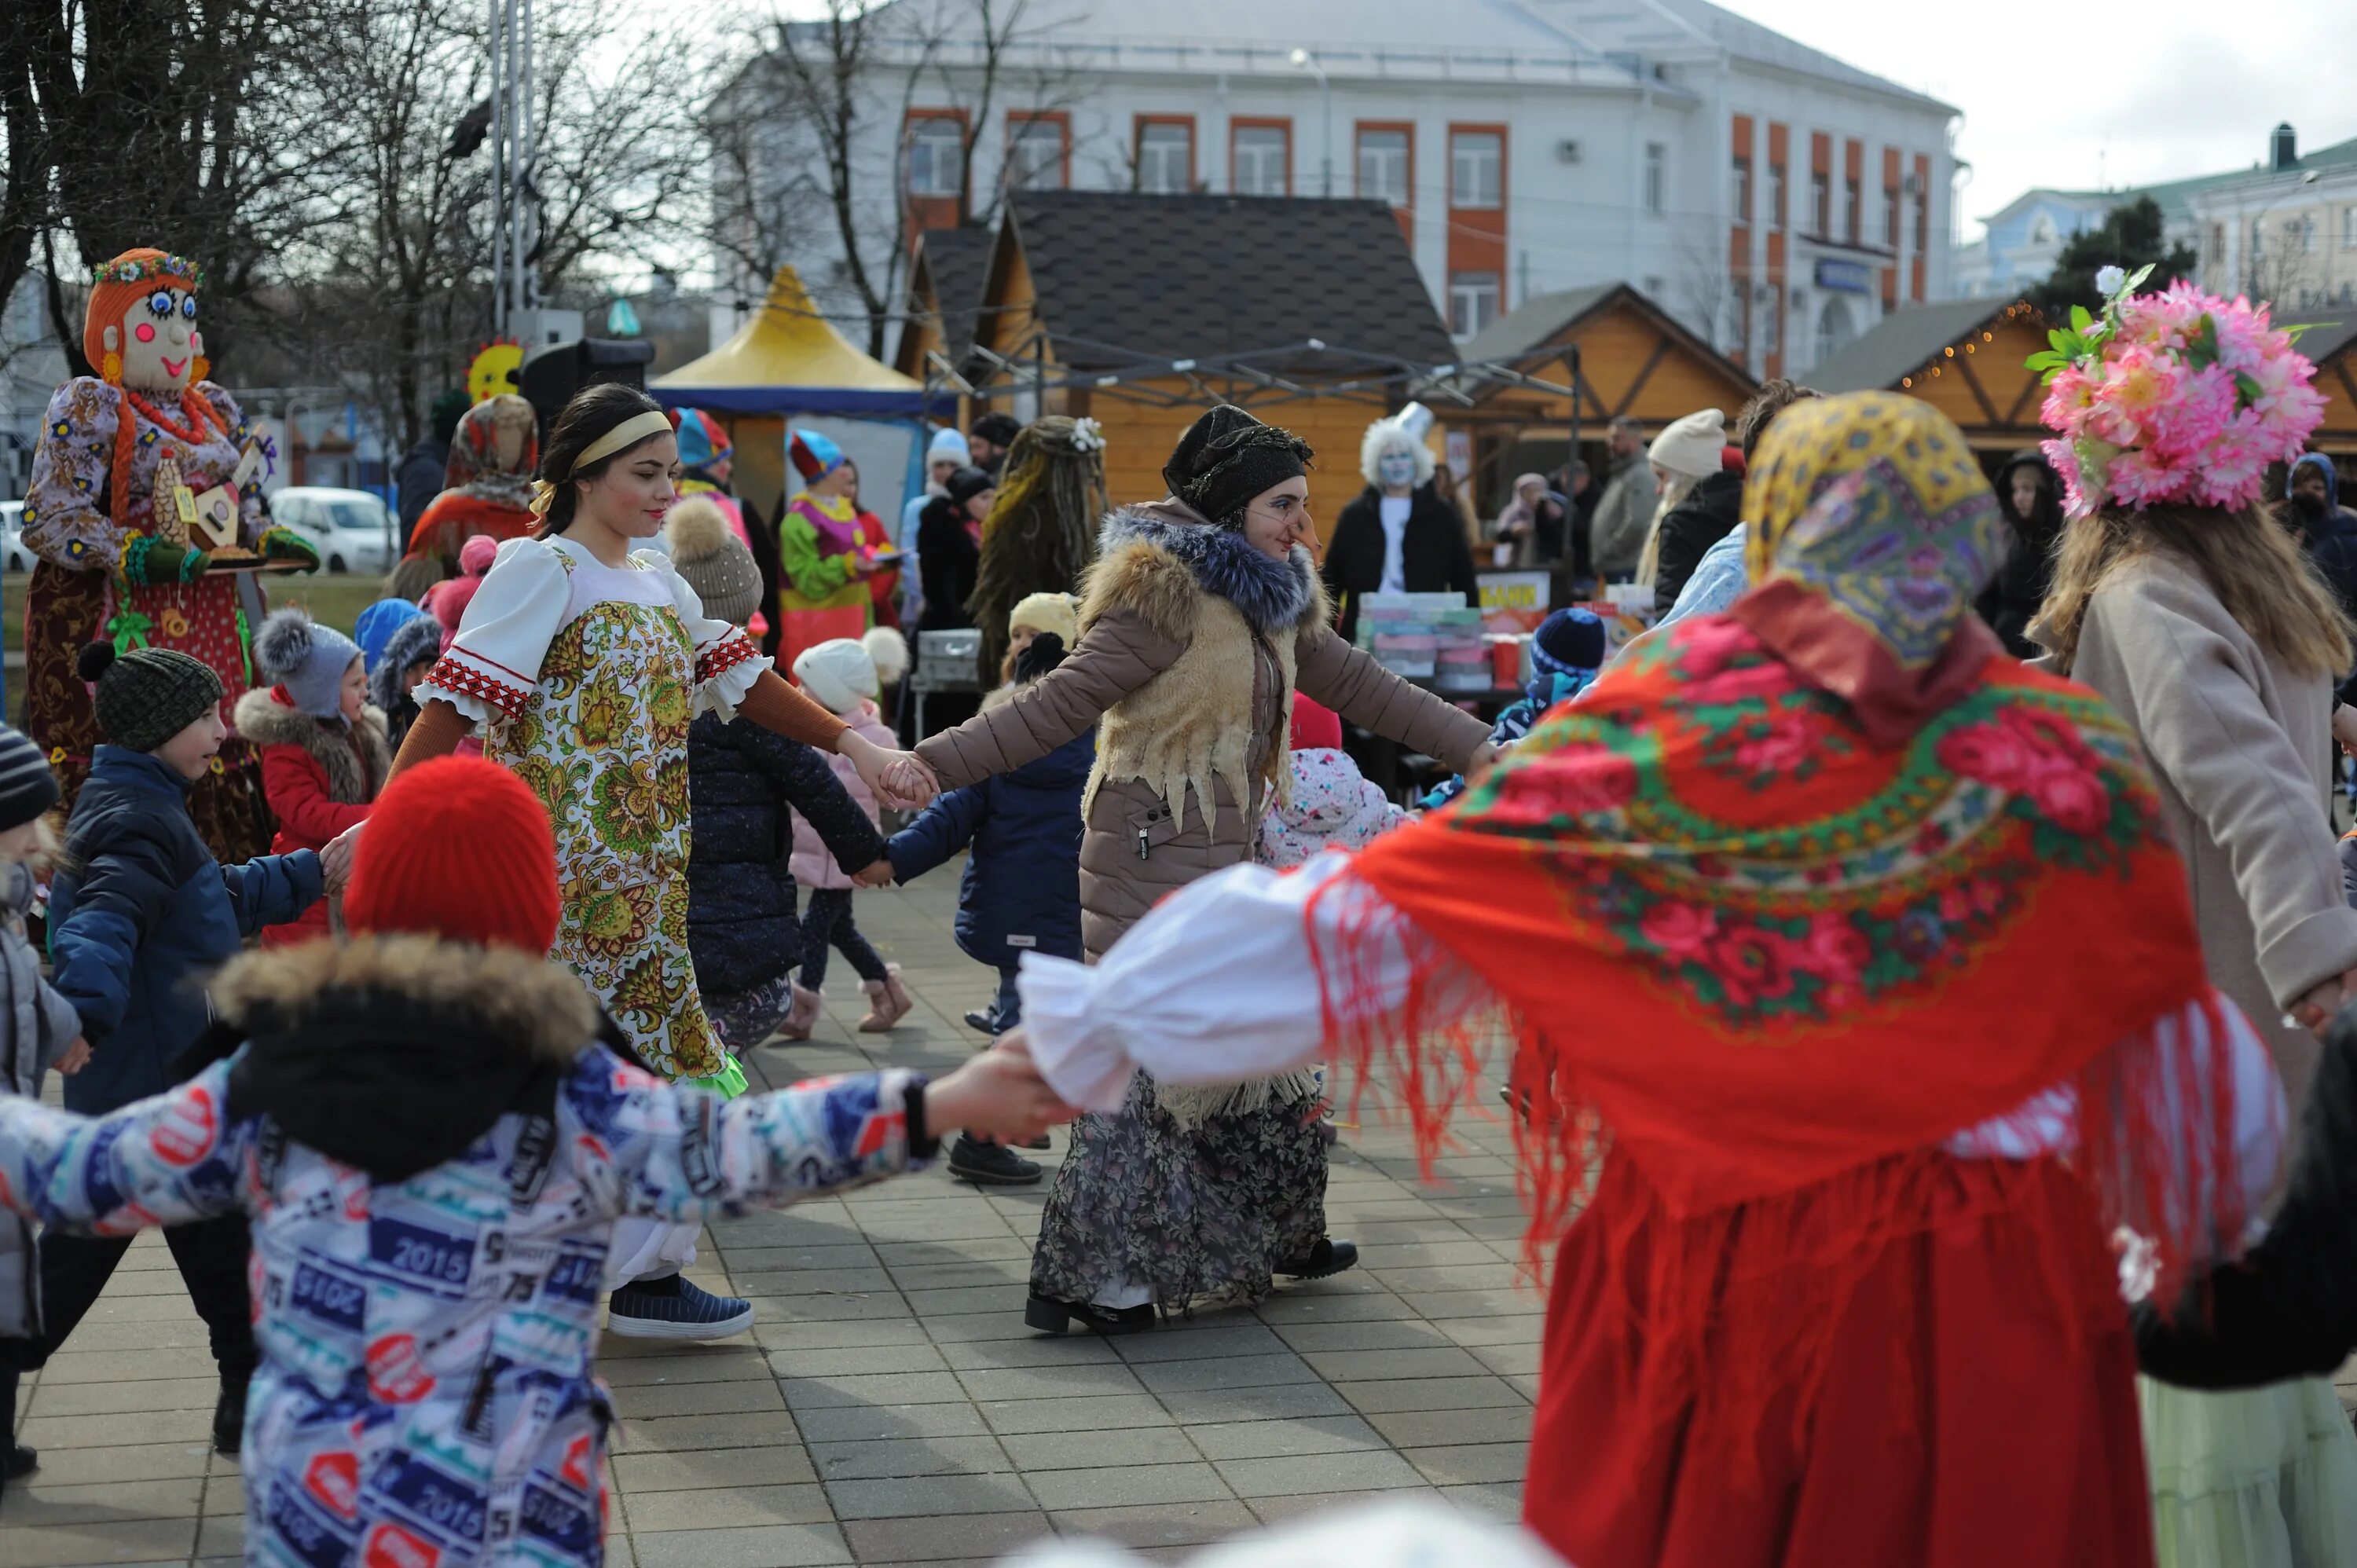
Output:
[1024, 1293, 1157, 1335]
[212, 1368, 252, 1456]
[1277, 1238, 1359, 1280]
[3, 1444, 35, 1481]
[948, 1134, 1042, 1185]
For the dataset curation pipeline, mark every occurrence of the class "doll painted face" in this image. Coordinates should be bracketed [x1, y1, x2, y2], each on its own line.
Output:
[110, 286, 200, 394]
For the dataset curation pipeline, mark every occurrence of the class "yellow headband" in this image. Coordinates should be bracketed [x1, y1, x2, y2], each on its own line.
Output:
[529, 409, 675, 518]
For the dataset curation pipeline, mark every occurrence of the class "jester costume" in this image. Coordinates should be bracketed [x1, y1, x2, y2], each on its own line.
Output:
[1012, 394, 2273, 1568]
[776, 428, 874, 672]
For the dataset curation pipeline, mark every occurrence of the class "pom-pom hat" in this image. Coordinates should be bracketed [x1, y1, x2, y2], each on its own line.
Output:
[2030, 267, 2330, 517]
[794, 636, 881, 715]
[253, 608, 362, 720]
[663, 496, 764, 628]
[76, 643, 223, 754]
[346, 757, 560, 954]
[0, 722, 60, 833]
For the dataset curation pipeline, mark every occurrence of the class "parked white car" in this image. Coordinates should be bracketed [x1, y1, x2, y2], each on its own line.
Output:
[0, 501, 27, 572]
[267, 487, 397, 575]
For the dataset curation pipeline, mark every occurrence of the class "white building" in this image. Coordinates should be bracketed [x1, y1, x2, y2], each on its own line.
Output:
[1, 273, 69, 500]
[724, 0, 1961, 381]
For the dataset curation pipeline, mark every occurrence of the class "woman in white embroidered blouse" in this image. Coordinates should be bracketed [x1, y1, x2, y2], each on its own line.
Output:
[387, 385, 934, 1339]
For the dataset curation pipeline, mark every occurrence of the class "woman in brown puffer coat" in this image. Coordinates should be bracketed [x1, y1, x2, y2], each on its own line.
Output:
[912, 405, 1494, 1332]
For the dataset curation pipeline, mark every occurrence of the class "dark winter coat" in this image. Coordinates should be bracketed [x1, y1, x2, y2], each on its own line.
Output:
[1321, 484, 1480, 646]
[2135, 1002, 2357, 1388]
[49, 745, 322, 1114]
[369, 613, 445, 755]
[916, 497, 983, 632]
[394, 437, 450, 535]
[1649, 467, 1745, 617]
[0, 864, 82, 1341]
[1978, 449, 2066, 659]
[888, 727, 1092, 970]
[684, 710, 885, 998]
[2288, 453, 2357, 704]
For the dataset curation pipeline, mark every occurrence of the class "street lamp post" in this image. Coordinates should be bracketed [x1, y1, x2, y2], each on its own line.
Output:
[1288, 48, 1332, 198]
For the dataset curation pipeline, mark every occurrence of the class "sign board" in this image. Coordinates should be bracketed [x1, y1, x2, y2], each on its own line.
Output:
[1814, 258, 1872, 295]
[1476, 570, 1551, 635]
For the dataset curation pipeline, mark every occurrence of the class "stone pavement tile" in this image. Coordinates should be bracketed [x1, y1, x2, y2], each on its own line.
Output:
[1318, 1197, 1441, 1222]
[630, 1522, 853, 1567]
[808, 1434, 1011, 1481]
[935, 1334, 1120, 1372]
[1025, 1461, 1233, 1511]
[706, 1211, 860, 1248]
[195, 1514, 244, 1557]
[1243, 1487, 1442, 1526]
[204, 1472, 246, 1516]
[0, 1517, 197, 1568]
[1438, 1482, 1524, 1522]
[872, 1236, 1034, 1266]
[823, 1471, 1036, 1520]
[1128, 1354, 1321, 1395]
[0, 1477, 205, 1526]
[625, 1484, 835, 1532]
[1506, 1375, 1541, 1401]
[977, 1394, 1171, 1435]
[918, 1310, 1047, 1345]
[613, 1446, 821, 1493]
[757, 1317, 933, 1354]
[715, 1244, 880, 1274]
[1365, 1263, 1526, 1295]
[614, 1410, 803, 1452]
[610, 1376, 786, 1420]
[792, 1401, 990, 1445]
[1112, 1323, 1289, 1364]
[9, 1440, 216, 1487]
[1046, 1500, 1260, 1548]
[1403, 1442, 1530, 1486]
[1394, 1287, 1545, 1321]
[1267, 1319, 1454, 1354]
[956, 1361, 1147, 1403]
[839, 1511, 1053, 1563]
[1337, 1376, 1532, 1415]
[23, 1374, 220, 1417]
[750, 1296, 916, 1332]
[1212, 1449, 1429, 1498]
[1304, 1343, 1497, 1383]
[889, 1261, 1032, 1291]
[16, 1405, 213, 1450]
[900, 1284, 1029, 1319]
[731, 1266, 900, 1298]
[33, 1346, 218, 1384]
[599, 1346, 775, 1385]
[1468, 1343, 1541, 1377]
[1354, 1240, 1515, 1269]
[42, 1291, 205, 1323]
[1249, 1291, 1417, 1326]
[1428, 1316, 1541, 1350]
[998, 1426, 1200, 1472]
[1152, 1383, 1355, 1427]
[774, 1343, 950, 1379]
[845, 1210, 1017, 1245]
[779, 1371, 967, 1411]
[1181, 1414, 1387, 1461]
[1362, 1406, 1530, 1449]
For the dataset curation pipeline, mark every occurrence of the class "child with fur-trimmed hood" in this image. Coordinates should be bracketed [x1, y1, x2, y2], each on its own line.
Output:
[236, 608, 390, 947]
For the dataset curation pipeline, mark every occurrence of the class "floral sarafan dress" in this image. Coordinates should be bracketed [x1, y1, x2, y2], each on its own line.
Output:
[420, 536, 765, 1084]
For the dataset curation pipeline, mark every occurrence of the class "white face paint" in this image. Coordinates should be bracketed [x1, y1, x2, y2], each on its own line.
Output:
[1376, 448, 1420, 489]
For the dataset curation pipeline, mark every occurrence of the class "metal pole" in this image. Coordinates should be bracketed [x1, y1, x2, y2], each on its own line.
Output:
[1321, 71, 1332, 197]
[1563, 345, 1581, 568]
[516, 0, 535, 319]
[487, 0, 505, 335]
[504, 0, 524, 334]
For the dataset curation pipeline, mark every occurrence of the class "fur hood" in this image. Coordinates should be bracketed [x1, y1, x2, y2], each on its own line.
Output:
[233, 687, 388, 751]
[234, 687, 391, 808]
[1088, 500, 1325, 640]
[215, 935, 607, 1181]
[370, 614, 445, 713]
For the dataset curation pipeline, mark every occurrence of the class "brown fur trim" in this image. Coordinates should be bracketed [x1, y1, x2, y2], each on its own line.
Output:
[233, 690, 391, 804]
[212, 935, 596, 1062]
[1299, 566, 1332, 631]
[1079, 539, 1202, 645]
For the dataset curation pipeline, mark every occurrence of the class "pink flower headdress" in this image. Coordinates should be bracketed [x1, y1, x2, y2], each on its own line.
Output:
[2028, 264, 2328, 518]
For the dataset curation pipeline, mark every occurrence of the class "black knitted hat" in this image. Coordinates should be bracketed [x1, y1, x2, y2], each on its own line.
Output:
[76, 643, 224, 754]
[0, 722, 58, 833]
[1162, 405, 1314, 526]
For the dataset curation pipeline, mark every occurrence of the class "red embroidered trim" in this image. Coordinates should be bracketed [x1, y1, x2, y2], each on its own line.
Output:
[695, 635, 760, 687]
[423, 654, 530, 719]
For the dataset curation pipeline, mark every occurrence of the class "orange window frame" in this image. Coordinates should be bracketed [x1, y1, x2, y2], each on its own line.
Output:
[1005, 109, 1072, 190]
[1230, 116, 1294, 196]
[1132, 113, 1197, 192]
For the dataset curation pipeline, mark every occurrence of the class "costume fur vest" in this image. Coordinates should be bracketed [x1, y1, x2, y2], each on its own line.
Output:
[1077, 501, 1326, 832]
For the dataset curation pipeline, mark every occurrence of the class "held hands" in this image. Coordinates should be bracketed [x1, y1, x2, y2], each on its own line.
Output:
[879, 753, 938, 808]
[853, 859, 896, 888]
[840, 731, 939, 810]
[2289, 969, 2357, 1036]
[922, 1037, 1077, 1146]
[54, 1036, 92, 1076]
[320, 823, 362, 896]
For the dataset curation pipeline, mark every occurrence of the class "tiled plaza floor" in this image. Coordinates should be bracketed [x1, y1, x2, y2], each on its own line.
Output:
[1, 863, 1541, 1566]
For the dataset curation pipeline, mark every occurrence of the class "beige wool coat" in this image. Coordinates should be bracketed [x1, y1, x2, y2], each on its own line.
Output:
[2045, 551, 2357, 1112]
[917, 500, 1491, 962]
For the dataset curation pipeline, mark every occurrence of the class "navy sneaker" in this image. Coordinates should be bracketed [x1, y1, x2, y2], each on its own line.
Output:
[607, 1274, 755, 1341]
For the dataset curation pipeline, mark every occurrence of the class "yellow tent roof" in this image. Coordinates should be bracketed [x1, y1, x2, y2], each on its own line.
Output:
[652, 267, 933, 413]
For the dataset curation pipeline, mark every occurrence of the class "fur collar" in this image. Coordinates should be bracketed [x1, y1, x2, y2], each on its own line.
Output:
[214, 934, 597, 1061]
[233, 690, 390, 804]
[1094, 502, 1320, 638]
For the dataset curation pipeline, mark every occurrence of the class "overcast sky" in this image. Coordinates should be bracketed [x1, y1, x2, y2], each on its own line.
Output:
[1727, 0, 2357, 235]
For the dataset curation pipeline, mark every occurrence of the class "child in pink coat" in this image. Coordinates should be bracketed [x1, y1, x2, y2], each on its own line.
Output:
[790, 628, 915, 1030]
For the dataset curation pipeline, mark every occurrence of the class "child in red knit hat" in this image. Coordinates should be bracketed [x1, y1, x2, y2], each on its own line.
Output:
[0, 755, 1071, 1568]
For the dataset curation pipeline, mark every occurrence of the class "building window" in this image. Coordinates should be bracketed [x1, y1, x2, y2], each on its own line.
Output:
[1762, 283, 1781, 355]
[1644, 143, 1666, 215]
[1233, 123, 1290, 196]
[1451, 130, 1502, 209]
[1884, 187, 1900, 248]
[1770, 163, 1787, 228]
[1005, 115, 1067, 192]
[1732, 156, 1751, 222]
[2344, 207, 2357, 249]
[1358, 127, 1410, 207]
[1842, 178, 1860, 244]
[1135, 119, 1192, 193]
[1810, 171, 1831, 236]
[2251, 220, 2265, 258]
[2297, 215, 2317, 253]
[906, 116, 964, 198]
[2208, 223, 2227, 266]
[1449, 271, 1501, 336]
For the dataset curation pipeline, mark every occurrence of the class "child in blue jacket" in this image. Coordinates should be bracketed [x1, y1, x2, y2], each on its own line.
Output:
[35, 642, 347, 1456]
[886, 633, 1091, 1185]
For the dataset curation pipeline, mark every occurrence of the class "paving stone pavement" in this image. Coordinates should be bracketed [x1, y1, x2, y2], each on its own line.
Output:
[1, 861, 1541, 1566]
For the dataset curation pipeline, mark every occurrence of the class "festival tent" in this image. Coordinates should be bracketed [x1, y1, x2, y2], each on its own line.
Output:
[651, 266, 952, 527]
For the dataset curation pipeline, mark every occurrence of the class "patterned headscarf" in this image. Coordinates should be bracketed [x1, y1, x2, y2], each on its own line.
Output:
[442, 396, 539, 510]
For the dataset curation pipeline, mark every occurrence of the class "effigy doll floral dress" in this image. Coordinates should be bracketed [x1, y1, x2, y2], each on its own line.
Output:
[420, 534, 764, 1087]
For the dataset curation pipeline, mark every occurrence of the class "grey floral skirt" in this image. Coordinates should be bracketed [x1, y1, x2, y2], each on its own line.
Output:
[1028, 1070, 1329, 1313]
